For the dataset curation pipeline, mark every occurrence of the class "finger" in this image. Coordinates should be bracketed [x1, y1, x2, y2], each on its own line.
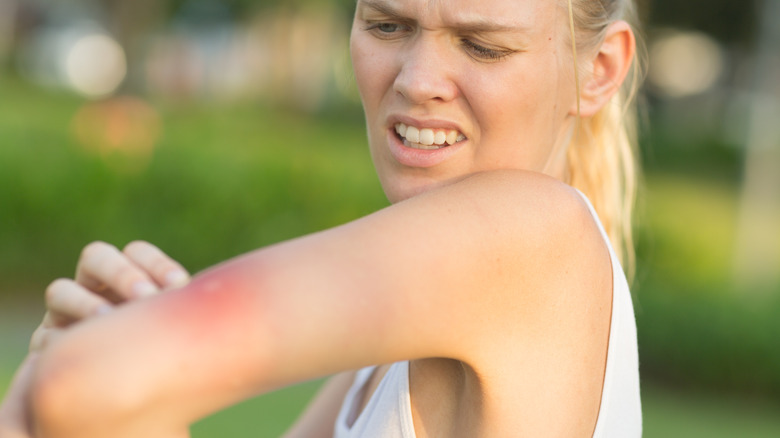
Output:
[40, 310, 69, 330]
[29, 324, 66, 352]
[75, 241, 160, 300]
[46, 278, 113, 325]
[123, 240, 190, 289]
[30, 326, 57, 352]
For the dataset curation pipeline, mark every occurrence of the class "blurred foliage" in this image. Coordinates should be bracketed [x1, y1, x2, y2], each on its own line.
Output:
[641, 384, 780, 438]
[0, 75, 385, 292]
[638, 289, 780, 396]
[634, 126, 780, 398]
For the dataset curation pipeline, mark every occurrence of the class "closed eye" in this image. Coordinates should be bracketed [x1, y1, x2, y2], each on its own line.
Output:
[461, 39, 514, 62]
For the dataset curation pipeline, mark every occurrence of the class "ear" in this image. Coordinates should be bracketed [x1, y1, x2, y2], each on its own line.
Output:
[574, 21, 636, 117]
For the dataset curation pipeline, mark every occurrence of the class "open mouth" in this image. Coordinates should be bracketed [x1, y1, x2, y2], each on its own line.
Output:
[394, 123, 466, 150]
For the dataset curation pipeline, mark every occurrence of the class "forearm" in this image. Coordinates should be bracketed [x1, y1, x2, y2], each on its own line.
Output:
[29, 355, 192, 438]
[26, 302, 225, 438]
[29, 370, 192, 438]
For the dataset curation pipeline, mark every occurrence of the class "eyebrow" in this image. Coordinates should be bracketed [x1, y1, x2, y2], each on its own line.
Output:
[358, 0, 528, 34]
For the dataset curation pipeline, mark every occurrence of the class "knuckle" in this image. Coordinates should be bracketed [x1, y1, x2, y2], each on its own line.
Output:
[114, 263, 145, 290]
[152, 257, 178, 277]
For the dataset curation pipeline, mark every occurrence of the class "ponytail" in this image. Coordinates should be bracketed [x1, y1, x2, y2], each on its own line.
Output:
[567, 89, 639, 278]
[565, 0, 644, 278]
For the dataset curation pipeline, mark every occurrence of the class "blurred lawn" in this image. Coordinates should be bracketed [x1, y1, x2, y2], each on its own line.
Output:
[2, 75, 779, 435]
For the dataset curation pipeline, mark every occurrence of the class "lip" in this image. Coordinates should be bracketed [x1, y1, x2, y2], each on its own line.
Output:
[386, 115, 467, 168]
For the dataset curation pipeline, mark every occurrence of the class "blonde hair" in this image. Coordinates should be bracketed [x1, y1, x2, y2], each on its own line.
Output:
[565, 0, 644, 278]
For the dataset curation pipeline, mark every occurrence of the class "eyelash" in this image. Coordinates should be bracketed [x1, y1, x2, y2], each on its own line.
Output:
[460, 39, 512, 61]
[364, 21, 513, 62]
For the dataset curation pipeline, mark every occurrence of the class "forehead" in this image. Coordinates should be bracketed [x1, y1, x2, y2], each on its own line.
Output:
[357, 0, 559, 30]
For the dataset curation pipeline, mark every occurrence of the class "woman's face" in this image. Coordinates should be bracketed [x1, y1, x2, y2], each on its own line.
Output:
[351, 0, 580, 202]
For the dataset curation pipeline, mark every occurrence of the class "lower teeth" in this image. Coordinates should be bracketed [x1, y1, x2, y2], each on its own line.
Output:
[403, 139, 446, 150]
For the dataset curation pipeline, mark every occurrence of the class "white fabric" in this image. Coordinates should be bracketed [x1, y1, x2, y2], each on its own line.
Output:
[333, 362, 414, 438]
[582, 192, 643, 438]
[334, 192, 642, 437]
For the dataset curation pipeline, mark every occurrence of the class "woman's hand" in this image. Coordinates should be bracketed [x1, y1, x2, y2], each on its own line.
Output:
[29, 240, 190, 352]
[0, 354, 39, 438]
[0, 241, 190, 437]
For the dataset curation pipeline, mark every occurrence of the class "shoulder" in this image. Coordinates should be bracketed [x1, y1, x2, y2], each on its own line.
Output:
[458, 170, 613, 310]
[399, 172, 615, 435]
[386, 169, 611, 293]
[409, 169, 602, 252]
[381, 169, 613, 347]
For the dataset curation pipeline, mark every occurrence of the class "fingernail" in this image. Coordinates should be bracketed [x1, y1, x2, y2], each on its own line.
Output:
[96, 304, 114, 316]
[133, 281, 159, 298]
[165, 270, 190, 288]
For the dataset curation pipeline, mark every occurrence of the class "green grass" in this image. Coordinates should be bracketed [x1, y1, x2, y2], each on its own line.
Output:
[190, 380, 323, 437]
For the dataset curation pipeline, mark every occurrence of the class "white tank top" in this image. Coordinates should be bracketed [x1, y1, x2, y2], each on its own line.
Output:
[333, 193, 642, 437]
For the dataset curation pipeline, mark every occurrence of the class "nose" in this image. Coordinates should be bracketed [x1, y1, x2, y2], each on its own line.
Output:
[393, 34, 459, 105]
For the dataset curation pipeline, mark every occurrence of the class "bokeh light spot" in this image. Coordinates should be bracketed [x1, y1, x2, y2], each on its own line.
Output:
[65, 34, 127, 98]
[71, 96, 161, 173]
[649, 30, 724, 98]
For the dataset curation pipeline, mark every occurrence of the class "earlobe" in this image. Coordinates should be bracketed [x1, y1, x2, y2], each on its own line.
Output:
[574, 21, 636, 117]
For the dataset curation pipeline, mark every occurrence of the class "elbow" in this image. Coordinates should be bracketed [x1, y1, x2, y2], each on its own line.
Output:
[29, 338, 139, 438]
[29, 349, 89, 437]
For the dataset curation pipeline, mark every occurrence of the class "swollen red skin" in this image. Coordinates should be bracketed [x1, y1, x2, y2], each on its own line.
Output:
[129, 253, 291, 397]
[159, 255, 269, 343]
[29, 255, 280, 437]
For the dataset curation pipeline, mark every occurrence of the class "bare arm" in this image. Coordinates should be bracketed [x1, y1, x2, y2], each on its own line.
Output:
[1, 241, 190, 438]
[28, 170, 605, 437]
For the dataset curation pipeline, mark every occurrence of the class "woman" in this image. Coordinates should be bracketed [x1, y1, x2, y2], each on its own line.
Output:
[0, 0, 642, 436]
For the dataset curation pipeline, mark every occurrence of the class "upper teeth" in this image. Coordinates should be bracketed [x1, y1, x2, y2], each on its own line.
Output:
[394, 123, 465, 146]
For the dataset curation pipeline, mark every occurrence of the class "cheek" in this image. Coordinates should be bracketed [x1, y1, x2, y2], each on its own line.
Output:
[466, 58, 572, 168]
[350, 35, 395, 115]
[477, 56, 569, 130]
[350, 37, 377, 105]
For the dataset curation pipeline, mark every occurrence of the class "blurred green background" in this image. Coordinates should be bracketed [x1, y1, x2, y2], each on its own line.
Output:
[1, 0, 779, 437]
